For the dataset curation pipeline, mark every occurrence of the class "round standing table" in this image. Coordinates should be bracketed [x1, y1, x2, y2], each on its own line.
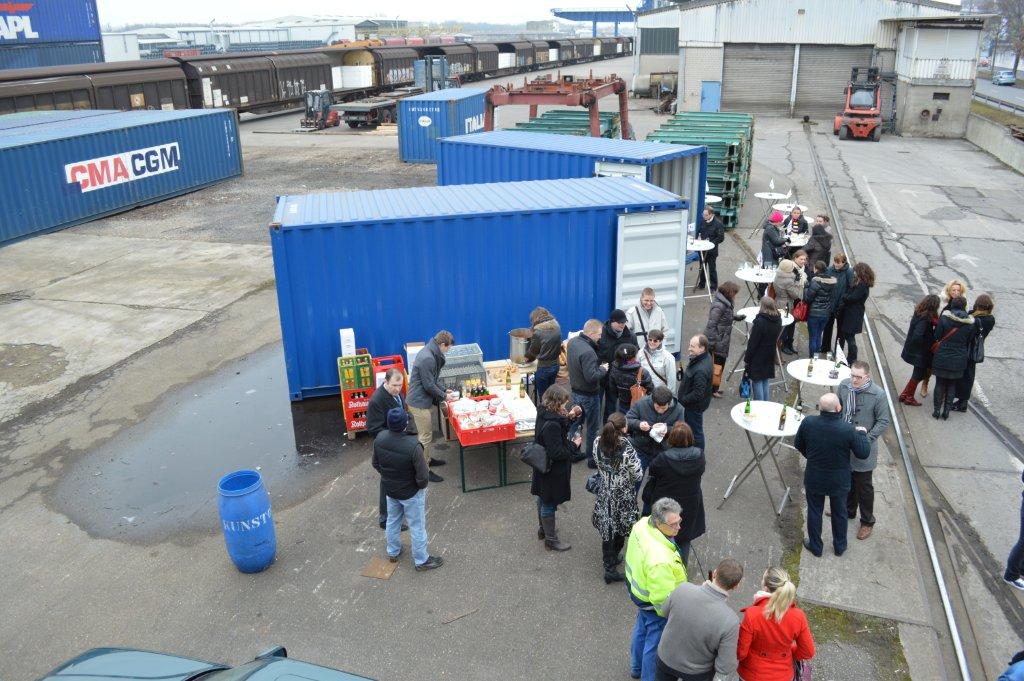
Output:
[750, 192, 791, 237]
[720, 401, 801, 518]
[686, 238, 715, 301]
[735, 265, 777, 309]
[786, 358, 851, 407]
[773, 203, 809, 213]
[705, 194, 722, 204]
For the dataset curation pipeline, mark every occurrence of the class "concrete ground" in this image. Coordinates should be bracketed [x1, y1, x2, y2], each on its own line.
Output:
[1, 55, 1023, 680]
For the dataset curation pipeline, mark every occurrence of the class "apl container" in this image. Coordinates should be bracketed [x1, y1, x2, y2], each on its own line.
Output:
[0, 41, 103, 69]
[270, 176, 691, 400]
[397, 88, 486, 163]
[0, 109, 243, 245]
[0, 0, 101, 44]
[437, 130, 709, 218]
[218, 469, 277, 573]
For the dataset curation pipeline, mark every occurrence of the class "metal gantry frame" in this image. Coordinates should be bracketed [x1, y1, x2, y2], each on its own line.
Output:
[483, 73, 634, 139]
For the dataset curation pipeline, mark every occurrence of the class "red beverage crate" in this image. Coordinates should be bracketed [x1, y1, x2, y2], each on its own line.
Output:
[447, 395, 516, 447]
[372, 355, 407, 394]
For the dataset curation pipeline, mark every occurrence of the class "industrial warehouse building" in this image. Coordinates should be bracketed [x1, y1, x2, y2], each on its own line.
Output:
[634, 0, 985, 136]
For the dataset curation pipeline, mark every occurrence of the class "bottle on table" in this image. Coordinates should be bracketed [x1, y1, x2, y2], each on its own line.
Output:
[807, 356, 814, 378]
[744, 396, 752, 419]
[505, 367, 512, 392]
[778, 404, 788, 431]
[519, 376, 527, 399]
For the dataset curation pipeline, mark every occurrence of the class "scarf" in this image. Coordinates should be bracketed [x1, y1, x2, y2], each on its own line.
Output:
[844, 379, 872, 423]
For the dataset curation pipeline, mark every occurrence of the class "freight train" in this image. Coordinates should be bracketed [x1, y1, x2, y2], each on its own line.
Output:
[0, 37, 632, 116]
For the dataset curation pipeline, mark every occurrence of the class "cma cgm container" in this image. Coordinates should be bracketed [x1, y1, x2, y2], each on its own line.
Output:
[0, 108, 242, 245]
[437, 130, 709, 218]
[398, 88, 486, 163]
[271, 177, 690, 400]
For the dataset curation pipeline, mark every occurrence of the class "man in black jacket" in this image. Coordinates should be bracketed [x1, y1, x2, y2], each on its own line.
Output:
[626, 386, 684, 471]
[599, 309, 638, 420]
[372, 408, 443, 571]
[367, 368, 411, 529]
[794, 393, 870, 558]
[567, 319, 608, 465]
[697, 207, 726, 291]
[678, 334, 713, 451]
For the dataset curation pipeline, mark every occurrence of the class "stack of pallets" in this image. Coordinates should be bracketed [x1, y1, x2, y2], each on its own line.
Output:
[510, 109, 621, 138]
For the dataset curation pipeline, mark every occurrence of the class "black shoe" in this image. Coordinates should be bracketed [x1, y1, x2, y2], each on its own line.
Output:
[941, 407, 950, 420]
[932, 409, 941, 419]
[781, 346, 798, 356]
[834, 546, 847, 557]
[695, 282, 706, 290]
[428, 471, 444, 483]
[603, 569, 625, 584]
[952, 401, 969, 412]
[415, 555, 444, 571]
[388, 548, 403, 563]
[428, 457, 446, 467]
[803, 539, 822, 558]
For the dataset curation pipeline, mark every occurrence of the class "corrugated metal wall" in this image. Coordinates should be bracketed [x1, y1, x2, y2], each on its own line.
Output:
[398, 89, 486, 163]
[0, 109, 242, 245]
[640, 28, 678, 55]
[0, 42, 103, 69]
[269, 178, 686, 400]
[794, 45, 874, 119]
[721, 44, 795, 114]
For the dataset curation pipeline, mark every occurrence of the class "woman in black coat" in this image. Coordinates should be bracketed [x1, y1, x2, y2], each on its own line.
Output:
[954, 294, 995, 412]
[609, 343, 654, 414]
[642, 422, 706, 569]
[531, 384, 582, 550]
[743, 296, 783, 401]
[898, 294, 940, 407]
[930, 296, 976, 420]
[837, 262, 874, 363]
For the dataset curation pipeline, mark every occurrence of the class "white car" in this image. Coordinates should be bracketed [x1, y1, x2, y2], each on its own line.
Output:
[992, 70, 1017, 86]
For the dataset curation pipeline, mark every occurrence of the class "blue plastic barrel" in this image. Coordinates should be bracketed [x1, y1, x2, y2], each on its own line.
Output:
[217, 469, 277, 573]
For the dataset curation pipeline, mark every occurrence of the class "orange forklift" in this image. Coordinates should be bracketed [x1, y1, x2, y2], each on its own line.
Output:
[833, 67, 882, 141]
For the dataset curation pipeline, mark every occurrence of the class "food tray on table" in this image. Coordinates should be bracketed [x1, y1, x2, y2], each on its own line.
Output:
[447, 395, 516, 447]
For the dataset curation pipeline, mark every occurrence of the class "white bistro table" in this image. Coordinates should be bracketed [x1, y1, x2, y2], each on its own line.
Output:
[705, 194, 722, 204]
[735, 265, 777, 308]
[720, 401, 801, 518]
[785, 358, 851, 407]
[773, 203, 808, 213]
[726, 306, 793, 388]
[787, 232, 810, 249]
[686, 238, 715, 301]
[750, 191, 790, 237]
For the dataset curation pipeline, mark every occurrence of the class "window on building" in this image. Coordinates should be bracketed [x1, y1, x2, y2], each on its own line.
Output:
[932, 92, 950, 101]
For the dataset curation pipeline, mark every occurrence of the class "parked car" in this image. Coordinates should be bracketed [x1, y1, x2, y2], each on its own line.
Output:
[979, 57, 990, 67]
[39, 646, 374, 681]
[992, 70, 1017, 86]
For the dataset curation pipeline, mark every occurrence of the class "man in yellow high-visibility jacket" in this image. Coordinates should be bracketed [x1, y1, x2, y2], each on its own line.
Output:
[624, 497, 688, 681]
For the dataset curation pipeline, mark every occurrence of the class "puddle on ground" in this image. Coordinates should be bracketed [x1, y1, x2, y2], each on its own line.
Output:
[50, 345, 365, 543]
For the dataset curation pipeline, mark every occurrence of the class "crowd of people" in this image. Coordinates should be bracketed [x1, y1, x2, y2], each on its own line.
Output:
[361, 203, 1005, 679]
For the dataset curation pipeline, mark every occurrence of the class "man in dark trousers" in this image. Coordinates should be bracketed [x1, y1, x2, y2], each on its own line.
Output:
[372, 408, 443, 571]
[599, 309, 638, 420]
[795, 393, 870, 557]
[678, 334, 713, 451]
[407, 330, 455, 483]
[567, 319, 609, 466]
[696, 207, 725, 291]
[367, 368, 411, 529]
[837, 361, 890, 541]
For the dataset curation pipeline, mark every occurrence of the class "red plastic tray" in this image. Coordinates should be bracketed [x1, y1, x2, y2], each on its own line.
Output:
[448, 395, 516, 447]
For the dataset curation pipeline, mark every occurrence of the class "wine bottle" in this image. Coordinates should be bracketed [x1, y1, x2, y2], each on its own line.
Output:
[778, 404, 788, 431]
[519, 376, 527, 399]
[505, 368, 512, 392]
[807, 356, 814, 377]
[744, 396, 752, 418]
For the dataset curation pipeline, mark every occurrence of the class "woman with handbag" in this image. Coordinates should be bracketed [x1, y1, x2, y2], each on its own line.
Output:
[744, 297, 783, 402]
[641, 422, 705, 568]
[610, 343, 655, 414]
[704, 281, 744, 398]
[736, 566, 815, 681]
[953, 293, 995, 412]
[771, 252, 807, 356]
[898, 294, 940, 406]
[590, 412, 643, 584]
[917, 279, 968, 397]
[837, 262, 875, 363]
[531, 385, 583, 551]
[930, 296, 976, 420]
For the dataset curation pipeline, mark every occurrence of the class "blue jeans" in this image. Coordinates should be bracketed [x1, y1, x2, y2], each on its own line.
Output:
[1006, 485, 1024, 581]
[752, 378, 770, 401]
[806, 489, 849, 555]
[536, 496, 557, 518]
[533, 365, 558, 403]
[572, 391, 602, 457]
[807, 316, 827, 357]
[386, 488, 428, 566]
[631, 607, 668, 681]
[683, 409, 705, 451]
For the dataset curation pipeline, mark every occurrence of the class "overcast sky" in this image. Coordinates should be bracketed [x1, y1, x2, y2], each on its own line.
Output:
[95, 0, 604, 27]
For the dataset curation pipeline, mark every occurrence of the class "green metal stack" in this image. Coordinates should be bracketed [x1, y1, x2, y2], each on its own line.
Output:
[509, 109, 621, 138]
[646, 112, 754, 229]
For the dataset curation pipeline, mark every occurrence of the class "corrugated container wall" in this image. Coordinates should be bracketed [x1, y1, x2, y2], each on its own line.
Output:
[0, 0, 101, 44]
[0, 109, 243, 245]
[270, 177, 687, 400]
[398, 88, 486, 163]
[436, 130, 707, 217]
[0, 42, 102, 69]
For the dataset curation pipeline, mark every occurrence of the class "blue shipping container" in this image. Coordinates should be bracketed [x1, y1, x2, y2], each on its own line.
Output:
[398, 88, 486, 163]
[437, 130, 709, 218]
[0, 109, 243, 245]
[270, 177, 690, 400]
[0, 41, 102, 69]
[0, 0, 101, 44]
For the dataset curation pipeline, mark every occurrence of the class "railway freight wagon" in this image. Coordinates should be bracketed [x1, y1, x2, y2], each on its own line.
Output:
[421, 44, 476, 78]
[325, 46, 418, 90]
[179, 54, 277, 110]
[532, 40, 553, 65]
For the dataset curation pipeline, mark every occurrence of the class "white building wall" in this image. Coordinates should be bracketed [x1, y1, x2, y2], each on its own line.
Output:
[896, 26, 980, 81]
[102, 33, 140, 62]
[680, 46, 723, 111]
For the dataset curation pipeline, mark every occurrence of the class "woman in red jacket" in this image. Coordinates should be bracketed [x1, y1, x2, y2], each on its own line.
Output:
[737, 566, 815, 681]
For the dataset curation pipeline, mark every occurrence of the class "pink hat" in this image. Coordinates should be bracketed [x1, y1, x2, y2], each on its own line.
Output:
[769, 210, 785, 224]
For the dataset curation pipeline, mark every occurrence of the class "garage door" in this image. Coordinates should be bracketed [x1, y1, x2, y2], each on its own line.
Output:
[794, 45, 874, 119]
[722, 44, 795, 115]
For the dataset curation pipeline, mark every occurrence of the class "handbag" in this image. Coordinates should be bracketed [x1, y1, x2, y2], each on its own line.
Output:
[739, 371, 752, 398]
[519, 442, 550, 473]
[792, 300, 809, 322]
[585, 471, 604, 495]
[794, 660, 813, 681]
[629, 367, 646, 406]
[930, 327, 957, 354]
[767, 283, 777, 300]
[970, 333, 985, 363]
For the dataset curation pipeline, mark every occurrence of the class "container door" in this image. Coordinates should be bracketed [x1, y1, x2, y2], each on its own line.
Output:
[615, 209, 688, 353]
[700, 81, 721, 112]
[595, 161, 647, 180]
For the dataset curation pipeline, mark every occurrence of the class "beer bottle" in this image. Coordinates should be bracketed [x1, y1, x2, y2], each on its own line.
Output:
[744, 396, 752, 417]
[505, 368, 512, 392]
[519, 376, 527, 399]
[778, 404, 788, 431]
[807, 356, 814, 378]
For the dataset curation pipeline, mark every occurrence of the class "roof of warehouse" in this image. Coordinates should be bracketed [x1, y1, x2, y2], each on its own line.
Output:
[400, 87, 489, 102]
[639, 0, 957, 14]
[272, 177, 684, 228]
[0, 109, 232, 149]
[440, 130, 705, 162]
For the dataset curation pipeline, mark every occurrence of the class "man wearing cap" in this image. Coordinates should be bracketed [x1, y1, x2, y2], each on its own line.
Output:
[759, 211, 789, 297]
[372, 407, 444, 571]
[367, 367, 413, 529]
[599, 308, 639, 421]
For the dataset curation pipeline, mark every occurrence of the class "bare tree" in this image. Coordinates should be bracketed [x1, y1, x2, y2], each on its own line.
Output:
[981, 0, 1024, 72]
